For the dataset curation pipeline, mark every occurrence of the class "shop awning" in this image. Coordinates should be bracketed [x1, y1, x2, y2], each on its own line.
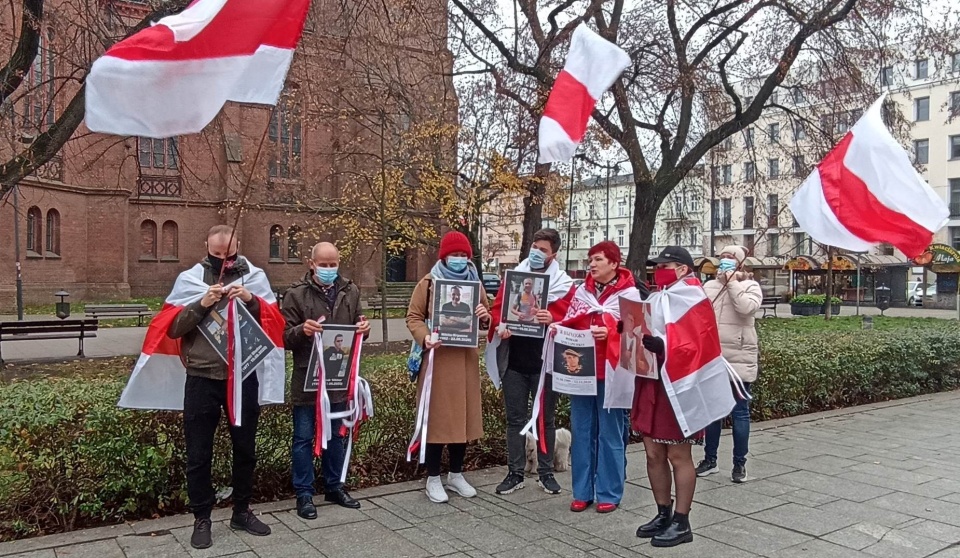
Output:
[783, 256, 820, 271]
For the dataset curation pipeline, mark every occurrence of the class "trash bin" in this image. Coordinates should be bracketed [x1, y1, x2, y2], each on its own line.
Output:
[55, 290, 71, 319]
[875, 285, 891, 316]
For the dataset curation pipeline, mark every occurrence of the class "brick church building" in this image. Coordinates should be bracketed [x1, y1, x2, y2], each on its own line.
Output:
[0, 0, 454, 311]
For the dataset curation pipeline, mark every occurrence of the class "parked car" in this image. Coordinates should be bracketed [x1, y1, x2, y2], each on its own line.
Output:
[907, 281, 935, 306]
[483, 273, 502, 295]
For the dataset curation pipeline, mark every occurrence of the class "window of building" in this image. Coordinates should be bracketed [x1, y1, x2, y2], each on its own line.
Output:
[743, 234, 755, 255]
[768, 233, 780, 256]
[793, 121, 806, 141]
[689, 226, 697, 247]
[138, 137, 179, 170]
[674, 231, 682, 246]
[23, 29, 55, 131]
[269, 95, 302, 179]
[950, 179, 960, 217]
[617, 228, 624, 246]
[161, 220, 178, 260]
[617, 199, 626, 217]
[952, 227, 960, 251]
[589, 231, 595, 246]
[915, 58, 928, 79]
[914, 139, 929, 165]
[721, 198, 732, 229]
[269, 225, 284, 260]
[915, 97, 930, 122]
[791, 88, 806, 104]
[588, 202, 595, 217]
[572, 204, 579, 221]
[793, 232, 805, 256]
[722, 165, 732, 185]
[880, 66, 894, 87]
[953, 53, 960, 74]
[951, 135, 960, 160]
[287, 226, 301, 260]
[768, 158, 779, 179]
[768, 122, 780, 143]
[792, 155, 806, 177]
[140, 219, 157, 259]
[571, 234, 578, 249]
[951, 92, 960, 114]
[767, 194, 779, 227]
[26, 206, 42, 254]
[743, 196, 755, 228]
[744, 161, 755, 182]
[744, 127, 754, 148]
[45, 209, 60, 256]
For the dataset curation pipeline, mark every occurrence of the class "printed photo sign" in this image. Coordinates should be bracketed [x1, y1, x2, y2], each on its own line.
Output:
[304, 325, 359, 392]
[199, 298, 275, 380]
[432, 279, 481, 348]
[550, 325, 597, 396]
[500, 270, 550, 338]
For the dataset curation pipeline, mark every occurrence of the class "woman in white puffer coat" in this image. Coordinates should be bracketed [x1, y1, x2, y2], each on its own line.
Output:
[696, 245, 762, 484]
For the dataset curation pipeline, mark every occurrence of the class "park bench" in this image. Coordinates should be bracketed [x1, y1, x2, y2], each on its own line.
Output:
[760, 296, 781, 318]
[363, 282, 417, 319]
[84, 304, 154, 326]
[0, 319, 99, 364]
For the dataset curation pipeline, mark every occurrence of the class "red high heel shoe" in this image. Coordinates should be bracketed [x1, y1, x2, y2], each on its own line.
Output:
[570, 500, 592, 512]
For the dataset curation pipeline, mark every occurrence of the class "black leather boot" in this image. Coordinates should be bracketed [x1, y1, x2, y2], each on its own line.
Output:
[636, 502, 673, 538]
[651, 511, 693, 547]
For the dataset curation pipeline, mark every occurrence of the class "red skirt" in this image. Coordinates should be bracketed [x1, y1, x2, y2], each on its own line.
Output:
[631, 377, 704, 443]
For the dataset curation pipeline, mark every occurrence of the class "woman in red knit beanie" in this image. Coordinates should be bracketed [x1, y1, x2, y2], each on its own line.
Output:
[406, 230, 491, 503]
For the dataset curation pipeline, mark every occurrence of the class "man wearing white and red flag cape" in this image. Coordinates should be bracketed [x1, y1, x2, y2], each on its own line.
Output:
[631, 246, 737, 548]
[86, 0, 311, 137]
[119, 226, 285, 549]
[790, 95, 949, 258]
[485, 228, 575, 497]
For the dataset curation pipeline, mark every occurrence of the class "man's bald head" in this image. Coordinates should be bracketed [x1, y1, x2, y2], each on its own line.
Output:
[310, 242, 340, 270]
[206, 225, 238, 258]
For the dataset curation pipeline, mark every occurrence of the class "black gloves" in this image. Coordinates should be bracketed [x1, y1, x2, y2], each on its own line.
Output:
[616, 320, 624, 334]
[642, 334, 664, 356]
[637, 281, 651, 300]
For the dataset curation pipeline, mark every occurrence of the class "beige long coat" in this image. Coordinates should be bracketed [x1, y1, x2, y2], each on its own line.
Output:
[406, 275, 489, 444]
[703, 277, 763, 383]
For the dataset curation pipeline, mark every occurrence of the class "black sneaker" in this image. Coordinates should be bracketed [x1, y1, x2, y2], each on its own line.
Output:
[230, 509, 271, 536]
[190, 518, 212, 549]
[732, 464, 748, 483]
[537, 474, 562, 495]
[695, 459, 719, 477]
[495, 472, 525, 495]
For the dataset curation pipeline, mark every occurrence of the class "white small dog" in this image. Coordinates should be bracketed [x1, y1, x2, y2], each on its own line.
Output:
[525, 428, 571, 473]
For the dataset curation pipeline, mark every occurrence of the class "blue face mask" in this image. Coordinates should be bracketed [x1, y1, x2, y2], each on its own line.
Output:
[446, 256, 469, 272]
[315, 267, 339, 285]
[718, 258, 738, 273]
[528, 248, 548, 270]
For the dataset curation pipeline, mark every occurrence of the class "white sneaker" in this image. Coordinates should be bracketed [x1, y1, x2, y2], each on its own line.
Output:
[446, 473, 477, 498]
[425, 476, 448, 503]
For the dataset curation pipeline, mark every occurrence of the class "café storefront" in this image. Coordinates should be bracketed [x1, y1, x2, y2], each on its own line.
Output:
[912, 244, 960, 309]
[783, 254, 910, 305]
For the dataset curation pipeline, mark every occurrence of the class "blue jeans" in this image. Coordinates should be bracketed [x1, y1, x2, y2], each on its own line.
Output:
[292, 402, 348, 498]
[705, 382, 752, 466]
[570, 381, 627, 505]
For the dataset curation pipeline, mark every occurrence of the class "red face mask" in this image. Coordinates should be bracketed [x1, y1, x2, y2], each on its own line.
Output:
[654, 267, 679, 289]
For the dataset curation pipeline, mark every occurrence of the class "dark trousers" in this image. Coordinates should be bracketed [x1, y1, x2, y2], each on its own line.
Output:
[292, 402, 348, 498]
[503, 368, 557, 476]
[425, 443, 466, 477]
[184, 374, 260, 519]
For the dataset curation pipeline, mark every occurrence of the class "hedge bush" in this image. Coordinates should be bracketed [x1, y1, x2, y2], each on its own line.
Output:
[2, 317, 959, 540]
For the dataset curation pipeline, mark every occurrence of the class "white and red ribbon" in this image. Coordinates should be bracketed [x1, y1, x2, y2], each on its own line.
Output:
[226, 299, 243, 426]
[520, 338, 553, 454]
[406, 349, 436, 464]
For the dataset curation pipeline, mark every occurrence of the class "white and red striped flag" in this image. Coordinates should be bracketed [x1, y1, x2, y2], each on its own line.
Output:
[790, 95, 949, 258]
[86, 0, 310, 137]
[647, 277, 736, 437]
[118, 261, 286, 425]
[538, 25, 631, 163]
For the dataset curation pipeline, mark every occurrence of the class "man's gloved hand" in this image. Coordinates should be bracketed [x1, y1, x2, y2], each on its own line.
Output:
[616, 320, 624, 334]
[642, 334, 664, 356]
[637, 281, 651, 300]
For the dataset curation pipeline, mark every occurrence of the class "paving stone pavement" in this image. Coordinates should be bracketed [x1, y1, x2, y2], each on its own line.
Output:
[2, 391, 959, 558]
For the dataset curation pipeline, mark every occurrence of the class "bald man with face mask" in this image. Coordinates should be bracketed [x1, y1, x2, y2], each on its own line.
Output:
[281, 242, 370, 520]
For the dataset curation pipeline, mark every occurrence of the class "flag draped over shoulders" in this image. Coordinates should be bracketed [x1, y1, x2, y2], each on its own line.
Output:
[646, 276, 735, 436]
[118, 261, 285, 412]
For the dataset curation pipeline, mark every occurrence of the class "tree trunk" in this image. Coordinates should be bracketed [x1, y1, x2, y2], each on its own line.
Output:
[625, 179, 666, 273]
[519, 162, 551, 261]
